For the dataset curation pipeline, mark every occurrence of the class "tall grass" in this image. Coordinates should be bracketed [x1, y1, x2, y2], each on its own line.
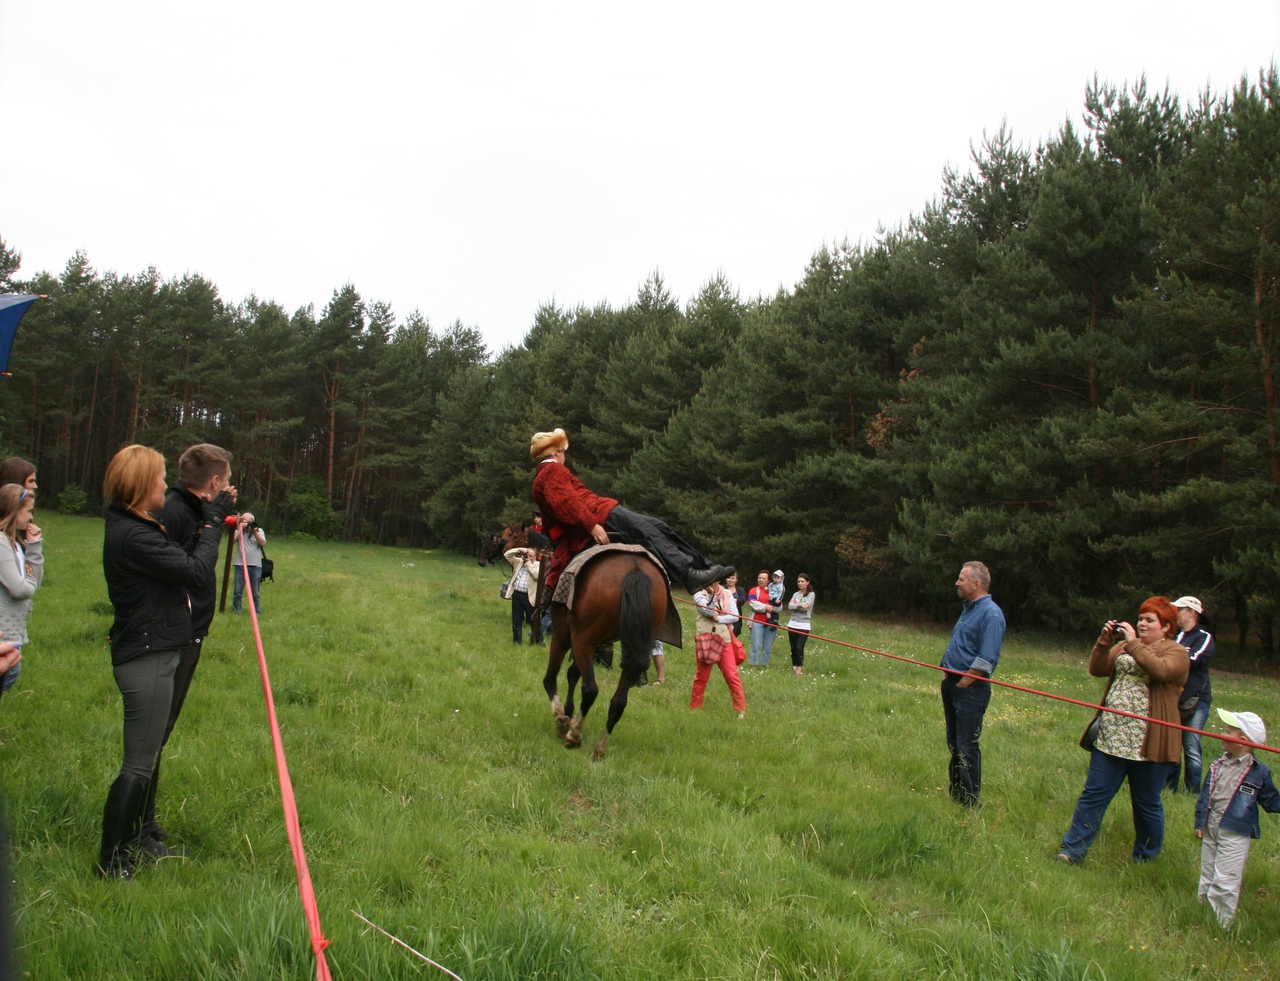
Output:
[2, 513, 1277, 979]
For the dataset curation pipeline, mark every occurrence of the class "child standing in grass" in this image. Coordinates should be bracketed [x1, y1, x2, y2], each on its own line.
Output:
[0, 483, 42, 704]
[1195, 708, 1280, 928]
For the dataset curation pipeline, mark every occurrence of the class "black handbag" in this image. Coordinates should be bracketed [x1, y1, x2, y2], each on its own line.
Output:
[260, 553, 274, 582]
[1178, 693, 1200, 723]
[1080, 712, 1103, 752]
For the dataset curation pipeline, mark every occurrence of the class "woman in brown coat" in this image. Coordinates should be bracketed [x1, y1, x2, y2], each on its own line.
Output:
[1056, 596, 1189, 864]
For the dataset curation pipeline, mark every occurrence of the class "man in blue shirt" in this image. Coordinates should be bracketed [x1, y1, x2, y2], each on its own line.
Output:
[940, 561, 1006, 807]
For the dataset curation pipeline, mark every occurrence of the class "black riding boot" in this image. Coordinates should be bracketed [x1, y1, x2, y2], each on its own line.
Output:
[136, 753, 177, 858]
[97, 772, 149, 879]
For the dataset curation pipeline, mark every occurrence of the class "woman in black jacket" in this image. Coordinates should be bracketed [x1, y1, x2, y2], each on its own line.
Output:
[97, 445, 231, 878]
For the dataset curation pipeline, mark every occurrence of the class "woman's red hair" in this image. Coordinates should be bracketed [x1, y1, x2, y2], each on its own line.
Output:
[1139, 596, 1179, 637]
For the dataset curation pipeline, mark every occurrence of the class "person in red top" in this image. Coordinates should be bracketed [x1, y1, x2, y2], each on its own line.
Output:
[530, 428, 733, 593]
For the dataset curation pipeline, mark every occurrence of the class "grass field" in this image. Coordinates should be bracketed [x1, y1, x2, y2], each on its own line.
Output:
[2, 513, 1279, 979]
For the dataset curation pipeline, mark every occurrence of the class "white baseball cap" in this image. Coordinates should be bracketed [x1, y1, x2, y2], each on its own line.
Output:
[1172, 596, 1203, 615]
[1218, 708, 1267, 747]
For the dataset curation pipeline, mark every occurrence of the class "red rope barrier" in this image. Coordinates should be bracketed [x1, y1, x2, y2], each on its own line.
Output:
[239, 530, 333, 981]
[676, 596, 1280, 757]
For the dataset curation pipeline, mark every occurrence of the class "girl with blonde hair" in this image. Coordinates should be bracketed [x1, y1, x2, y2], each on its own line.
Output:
[0, 482, 42, 704]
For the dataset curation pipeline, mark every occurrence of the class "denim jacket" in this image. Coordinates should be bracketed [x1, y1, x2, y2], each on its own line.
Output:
[1195, 755, 1280, 839]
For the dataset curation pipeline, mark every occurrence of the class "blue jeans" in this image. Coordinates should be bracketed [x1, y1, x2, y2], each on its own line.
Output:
[1059, 749, 1167, 862]
[941, 676, 991, 806]
[1167, 698, 1211, 793]
[748, 621, 777, 666]
[233, 564, 263, 614]
[1, 655, 20, 693]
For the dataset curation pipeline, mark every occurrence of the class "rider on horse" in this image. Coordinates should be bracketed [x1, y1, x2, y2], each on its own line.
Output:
[529, 428, 734, 595]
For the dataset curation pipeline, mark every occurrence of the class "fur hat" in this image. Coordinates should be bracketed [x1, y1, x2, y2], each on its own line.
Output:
[530, 428, 569, 460]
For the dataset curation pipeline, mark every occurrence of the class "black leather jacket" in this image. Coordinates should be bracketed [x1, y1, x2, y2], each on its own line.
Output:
[102, 498, 228, 664]
[156, 481, 217, 638]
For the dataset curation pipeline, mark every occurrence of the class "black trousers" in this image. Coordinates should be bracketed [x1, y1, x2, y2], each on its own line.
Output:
[112, 650, 180, 779]
[511, 589, 535, 642]
[603, 507, 708, 584]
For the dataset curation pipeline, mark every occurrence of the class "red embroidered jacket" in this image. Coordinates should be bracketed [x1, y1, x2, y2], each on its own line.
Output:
[531, 460, 617, 589]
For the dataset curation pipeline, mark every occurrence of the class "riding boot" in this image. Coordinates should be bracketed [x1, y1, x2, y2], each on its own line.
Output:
[134, 754, 180, 858]
[96, 772, 149, 879]
[140, 751, 166, 841]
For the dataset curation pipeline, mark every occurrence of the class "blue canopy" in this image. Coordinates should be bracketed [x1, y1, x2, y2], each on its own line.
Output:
[0, 294, 40, 375]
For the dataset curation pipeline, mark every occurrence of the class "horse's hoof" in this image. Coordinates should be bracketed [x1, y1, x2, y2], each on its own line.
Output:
[564, 738, 582, 750]
[555, 718, 571, 737]
[590, 749, 607, 762]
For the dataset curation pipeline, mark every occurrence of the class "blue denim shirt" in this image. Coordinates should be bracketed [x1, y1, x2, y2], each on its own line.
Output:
[1196, 755, 1280, 839]
[941, 594, 1006, 677]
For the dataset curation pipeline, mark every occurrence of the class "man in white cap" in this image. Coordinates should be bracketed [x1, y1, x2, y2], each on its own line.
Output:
[1195, 708, 1280, 927]
[529, 428, 733, 594]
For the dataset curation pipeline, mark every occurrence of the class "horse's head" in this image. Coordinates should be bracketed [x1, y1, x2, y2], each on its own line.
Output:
[501, 523, 529, 552]
[477, 535, 503, 566]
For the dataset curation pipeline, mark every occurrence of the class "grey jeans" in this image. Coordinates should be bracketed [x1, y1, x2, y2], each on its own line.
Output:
[112, 649, 180, 779]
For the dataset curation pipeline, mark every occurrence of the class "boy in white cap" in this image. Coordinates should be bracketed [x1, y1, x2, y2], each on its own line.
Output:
[1194, 708, 1280, 927]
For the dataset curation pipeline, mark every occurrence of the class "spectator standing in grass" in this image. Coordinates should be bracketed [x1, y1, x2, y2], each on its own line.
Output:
[1166, 595, 1215, 794]
[767, 570, 785, 652]
[787, 574, 815, 676]
[939, 561, 1005, 808]
[1056, 596, 1188, 864]
[502, 546, 539, 644]
[1195, 709, 1280, 928]
[145, 443, 236, 849]
[746, 570, 778, 667]
[0, 484, 41, 705]
[690, 579, 745, 717]
[725, 572, 747, 638]
[650, 640, 666, 684]
[98, 445, 232, 878]
[0, 459, 36, 493]
[231, 513, 267, 615]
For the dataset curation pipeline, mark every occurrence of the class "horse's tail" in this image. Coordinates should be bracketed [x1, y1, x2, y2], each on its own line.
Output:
[618, 566, 655, 681]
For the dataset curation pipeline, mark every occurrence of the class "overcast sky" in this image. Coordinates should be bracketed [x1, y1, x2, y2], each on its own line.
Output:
[1, 2, 1276, 354]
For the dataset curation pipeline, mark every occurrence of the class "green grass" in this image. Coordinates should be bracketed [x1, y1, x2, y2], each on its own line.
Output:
[3, 513, 1279, 979]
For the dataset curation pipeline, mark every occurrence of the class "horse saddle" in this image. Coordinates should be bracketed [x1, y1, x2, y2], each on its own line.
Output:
[551, 544, 683, 648]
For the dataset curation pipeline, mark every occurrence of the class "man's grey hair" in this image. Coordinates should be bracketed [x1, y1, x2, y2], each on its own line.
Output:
[962, 561, 991, 590]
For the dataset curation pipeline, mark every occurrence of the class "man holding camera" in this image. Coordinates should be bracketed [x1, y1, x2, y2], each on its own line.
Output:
[232, 513, 267, 615]
[939, 561, 1006, 808]
[144, 443, 237, 849]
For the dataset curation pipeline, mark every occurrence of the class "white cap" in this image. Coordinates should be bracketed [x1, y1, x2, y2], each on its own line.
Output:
[1172, 596, 1203, 614]
[1218, 708, 1267, 747]
[772, 569, 784, 578]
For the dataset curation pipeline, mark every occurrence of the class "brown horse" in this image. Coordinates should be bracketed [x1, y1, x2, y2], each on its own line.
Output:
[543, 551, 667, 761]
